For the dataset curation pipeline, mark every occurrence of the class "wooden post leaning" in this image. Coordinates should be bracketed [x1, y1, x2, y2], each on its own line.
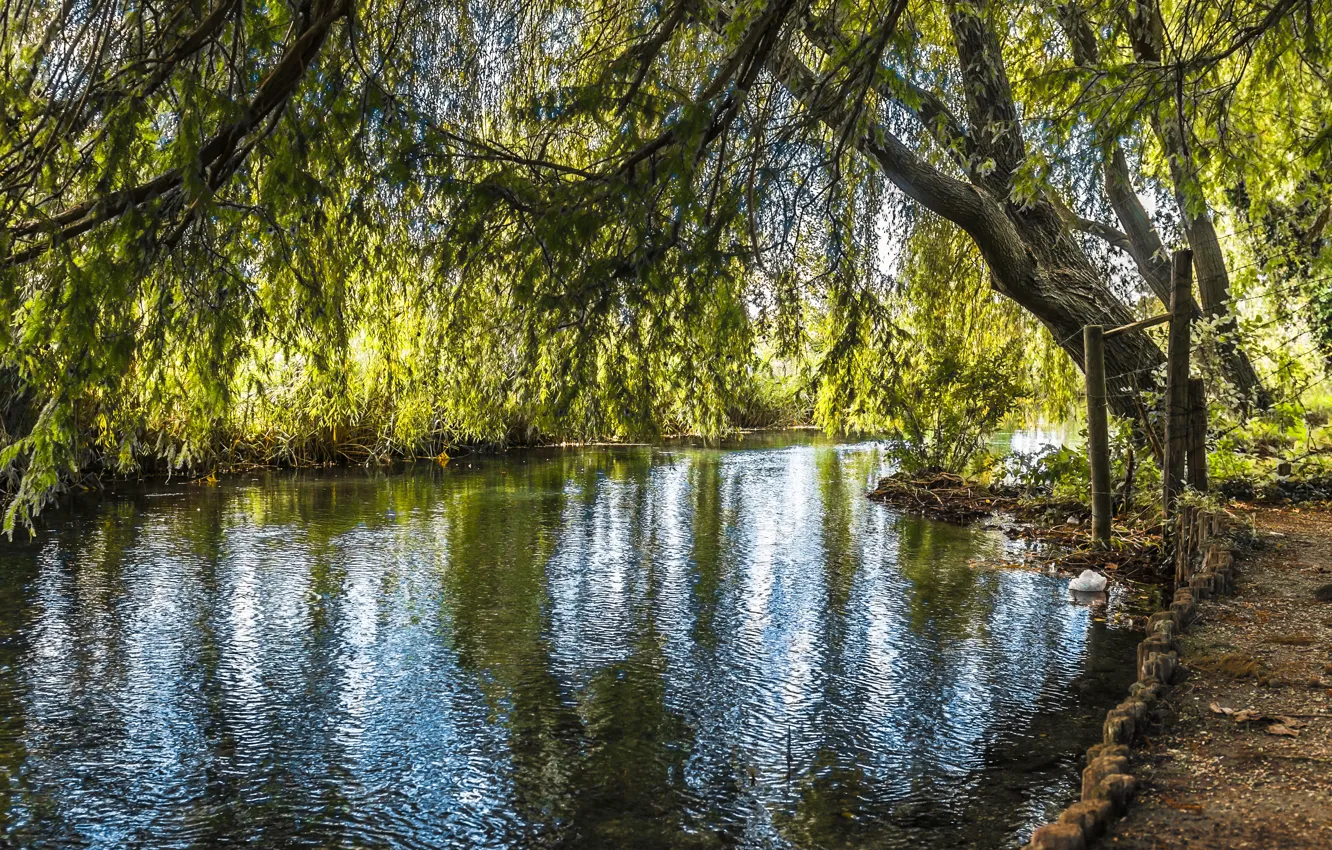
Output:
[1163, 250, 1194, 519]
[1084, 324, 1113, 547]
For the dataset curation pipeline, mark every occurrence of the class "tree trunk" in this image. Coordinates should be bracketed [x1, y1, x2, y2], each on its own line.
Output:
[1124, 0, 1271, 408]
[943, 0, 1165, 413]
[1104, 146, 1174, 307]
[739, 0, 1167, 417]
[1184, 211, 1271, 408]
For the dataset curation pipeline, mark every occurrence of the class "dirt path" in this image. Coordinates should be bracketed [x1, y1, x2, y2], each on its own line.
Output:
[1100, 506, 1332, 848]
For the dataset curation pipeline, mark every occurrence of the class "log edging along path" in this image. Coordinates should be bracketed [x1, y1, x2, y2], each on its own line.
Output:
[1022, 513, 1236, 850]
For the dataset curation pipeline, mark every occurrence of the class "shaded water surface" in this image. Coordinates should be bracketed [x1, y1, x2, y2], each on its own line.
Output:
[0, 433, 1138, 849]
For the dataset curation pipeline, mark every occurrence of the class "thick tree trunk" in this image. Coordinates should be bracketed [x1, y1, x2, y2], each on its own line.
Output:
[942, 0, 1165, 414]
[964, 198, 1166, 418]
[796, 3, 1167, 412]
[1124, 0, 1271, 408]
[739, 0, 1167, 417]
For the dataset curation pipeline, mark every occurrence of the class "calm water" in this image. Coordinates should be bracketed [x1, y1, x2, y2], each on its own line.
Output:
[0, 433, 1138, 849]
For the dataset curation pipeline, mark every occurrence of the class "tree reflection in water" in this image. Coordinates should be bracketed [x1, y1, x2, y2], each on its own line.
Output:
[0, 433, 1138, 849]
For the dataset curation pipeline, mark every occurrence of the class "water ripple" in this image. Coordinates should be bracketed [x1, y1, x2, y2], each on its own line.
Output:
[0, 433, 1140, 849]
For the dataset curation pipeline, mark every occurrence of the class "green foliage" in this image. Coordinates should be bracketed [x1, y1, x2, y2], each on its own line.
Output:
[875, 347, 1027, 475]
[995, 416, 1164, 514]
[1210, 389, 1332, 496]
[815, 214, 1061, 474]
[1002, 445, 1089, 501]
[0, 0, 1328, 531]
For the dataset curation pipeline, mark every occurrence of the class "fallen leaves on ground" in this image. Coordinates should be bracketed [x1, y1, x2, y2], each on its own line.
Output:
[1161, 795, 1207, 813]
[1209, 704, 1310, 734]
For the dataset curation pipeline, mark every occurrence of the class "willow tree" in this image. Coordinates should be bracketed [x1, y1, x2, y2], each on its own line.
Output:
[1, 0, 1325, 525]
[1041, 0, 1328, 407]
[1114, 0, 1332, 370]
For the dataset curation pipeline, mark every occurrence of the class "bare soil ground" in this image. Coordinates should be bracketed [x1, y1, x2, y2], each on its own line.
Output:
[1100, 506, 1332, 848]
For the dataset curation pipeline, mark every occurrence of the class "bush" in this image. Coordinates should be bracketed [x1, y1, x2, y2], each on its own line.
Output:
[1001, 444, 1088, 499]
[882, 350, 1028, 474]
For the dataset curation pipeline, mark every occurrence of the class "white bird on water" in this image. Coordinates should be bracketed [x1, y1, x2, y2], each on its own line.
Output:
[1068, 569, 1108, 593]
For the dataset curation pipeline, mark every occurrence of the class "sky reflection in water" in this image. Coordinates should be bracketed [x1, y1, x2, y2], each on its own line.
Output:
[0, 433, 1139, 849]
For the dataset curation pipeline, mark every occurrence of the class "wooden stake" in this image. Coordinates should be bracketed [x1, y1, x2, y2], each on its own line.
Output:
[1163, 250, 1194, 518]
[1187, 377, 1207, 493]
[1085, 324, 1112, 546]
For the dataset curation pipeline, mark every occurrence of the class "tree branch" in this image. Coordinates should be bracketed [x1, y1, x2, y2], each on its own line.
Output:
[6, 0, 351, 266]
[801, 13, 976, 175]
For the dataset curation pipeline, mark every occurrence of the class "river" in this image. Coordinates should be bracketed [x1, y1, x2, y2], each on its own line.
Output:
[0, 431, 1138, 849]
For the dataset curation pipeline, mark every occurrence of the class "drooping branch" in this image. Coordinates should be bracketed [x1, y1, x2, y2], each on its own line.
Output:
[747, 8, 986, 228]
[5, 0, 352, 267]
[1056, 0, 1173, 306]
[755, 12, 1165, 417]
[800, 13, 976, 176]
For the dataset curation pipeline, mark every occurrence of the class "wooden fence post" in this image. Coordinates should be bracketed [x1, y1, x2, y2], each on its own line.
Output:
[1085, 324, 1112, 546]
[1187, 377, 1208, 493]
[1163, 249, 1194, 518]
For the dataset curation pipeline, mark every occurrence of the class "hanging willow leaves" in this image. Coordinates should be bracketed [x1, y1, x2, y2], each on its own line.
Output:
[0, 0, 1328, 529]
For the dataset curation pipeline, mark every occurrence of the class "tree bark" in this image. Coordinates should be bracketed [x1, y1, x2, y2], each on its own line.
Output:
[1123, 0, 1270, 408]
[1103, 146, 1173, 306]
[942, 0, 1165, 412]
[757, 1, 1166, 417]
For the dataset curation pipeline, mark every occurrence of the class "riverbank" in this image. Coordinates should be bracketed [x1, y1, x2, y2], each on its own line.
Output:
[868, 475, 1332, 846]
[867, 471, 1168, 583]
[1096, 505, 1332, 848]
